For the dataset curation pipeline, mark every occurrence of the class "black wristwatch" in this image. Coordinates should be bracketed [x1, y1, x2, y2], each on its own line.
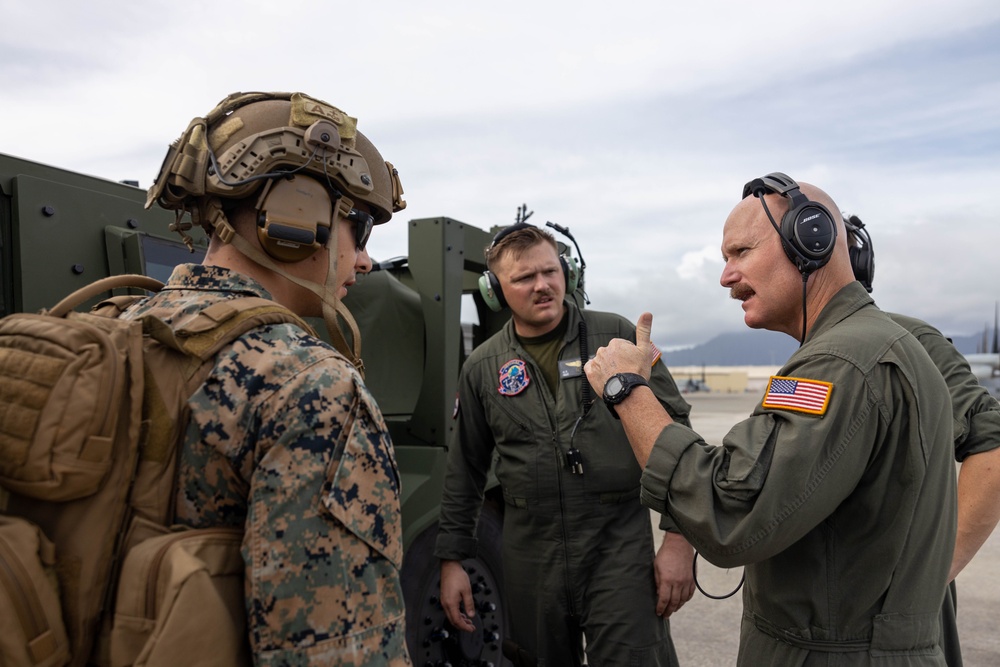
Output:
[602, 373, 649, 419]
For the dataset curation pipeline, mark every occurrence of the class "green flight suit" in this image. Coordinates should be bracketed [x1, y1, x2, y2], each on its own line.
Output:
[641, 283, 957, 666]
[435, 301, 692, 667]
[889, 312, 1000, 667]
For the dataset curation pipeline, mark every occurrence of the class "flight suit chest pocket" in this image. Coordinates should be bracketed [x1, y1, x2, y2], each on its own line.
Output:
[575, 408, 643, 493]
[482, 389, 542, 498]
[320, 384, 403, 569]
[483, 389, 534, 435]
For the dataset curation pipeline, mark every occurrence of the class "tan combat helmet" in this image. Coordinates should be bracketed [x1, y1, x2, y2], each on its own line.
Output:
[146, 91, 406, 373]
[147, 91, 404, 234]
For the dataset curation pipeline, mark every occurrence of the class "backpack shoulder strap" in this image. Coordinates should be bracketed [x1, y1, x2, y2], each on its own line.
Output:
[142, 297, 317, 361]
[127, 294, 314, 528]
[46, 275, 164, 318]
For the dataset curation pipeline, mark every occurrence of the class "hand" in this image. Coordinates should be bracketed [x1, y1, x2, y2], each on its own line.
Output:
[440, 560, 476, 632]
[585, 312, 655, 394]
[654, 532, 695, 617]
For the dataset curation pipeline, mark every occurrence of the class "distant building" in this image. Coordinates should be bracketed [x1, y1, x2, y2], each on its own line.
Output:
[667, 365, 781, 393]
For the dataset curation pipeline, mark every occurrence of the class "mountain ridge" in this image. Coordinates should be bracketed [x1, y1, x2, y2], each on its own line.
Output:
[661, 329, 987, 367]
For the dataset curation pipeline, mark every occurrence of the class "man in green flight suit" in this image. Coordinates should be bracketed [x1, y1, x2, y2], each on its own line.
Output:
[585, 173, 958, 665]
[845, 214, 1000, 667]
[435, 222, 694, 666]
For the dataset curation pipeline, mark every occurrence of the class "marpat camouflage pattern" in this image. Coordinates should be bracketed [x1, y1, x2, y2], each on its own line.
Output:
[122, 264, 410, 666]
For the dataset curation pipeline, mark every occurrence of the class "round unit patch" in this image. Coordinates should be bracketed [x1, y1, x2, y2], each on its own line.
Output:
[498, 359, 531, 396]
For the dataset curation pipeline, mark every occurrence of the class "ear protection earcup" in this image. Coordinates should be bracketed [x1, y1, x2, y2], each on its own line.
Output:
[780, 199, 836, 271]
[742, 172, 837, 275]
[478, 226, 582, 313]
[844, 214, 874, 292]
[479, 270, 508, 312]
[562, 255, 580, 295]
[255, 176, 333, 263]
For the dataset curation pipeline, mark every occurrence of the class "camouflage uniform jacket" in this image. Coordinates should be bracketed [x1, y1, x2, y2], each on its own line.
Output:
[641, 282, 957, 665]
[121, 264, 410, 667]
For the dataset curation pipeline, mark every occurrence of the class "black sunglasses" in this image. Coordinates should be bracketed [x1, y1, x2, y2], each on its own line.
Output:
[345, 208, 374, 251]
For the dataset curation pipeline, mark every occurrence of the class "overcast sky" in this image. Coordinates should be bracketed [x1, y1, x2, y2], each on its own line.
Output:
[3, 0, 999, 349]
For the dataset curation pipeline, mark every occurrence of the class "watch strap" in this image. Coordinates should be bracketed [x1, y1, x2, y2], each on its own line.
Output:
[603, 372, 649, 419]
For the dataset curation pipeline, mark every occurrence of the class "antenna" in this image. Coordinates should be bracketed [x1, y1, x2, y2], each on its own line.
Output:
[993, 301, 998, 355]
[515, 203, 533, 225]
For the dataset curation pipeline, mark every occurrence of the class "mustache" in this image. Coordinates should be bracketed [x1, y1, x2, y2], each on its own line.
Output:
[729, 283, 754, 301]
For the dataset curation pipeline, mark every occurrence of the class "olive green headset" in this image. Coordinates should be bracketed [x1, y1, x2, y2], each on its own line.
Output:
[477, 222, 581, 312]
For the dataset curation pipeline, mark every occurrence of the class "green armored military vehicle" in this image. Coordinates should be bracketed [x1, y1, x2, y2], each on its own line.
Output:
[1, 151, 591, 666]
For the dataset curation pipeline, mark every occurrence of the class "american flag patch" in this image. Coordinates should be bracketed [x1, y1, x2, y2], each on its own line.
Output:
[648, 341, 662, 367]
[762, 375, 833, 415]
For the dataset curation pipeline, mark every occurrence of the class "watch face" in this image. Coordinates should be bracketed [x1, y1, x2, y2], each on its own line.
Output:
[606, 375, 624, 397]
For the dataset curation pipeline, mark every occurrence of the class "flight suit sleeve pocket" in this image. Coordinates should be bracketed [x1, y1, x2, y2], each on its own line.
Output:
[715, 416, 776, 498]
[319, 382, 403, 569]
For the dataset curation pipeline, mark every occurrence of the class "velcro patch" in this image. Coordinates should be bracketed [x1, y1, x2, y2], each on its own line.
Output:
[558, 358, 583, 379]
[762, 375, 833, 415]
[498, 359, 530, 396]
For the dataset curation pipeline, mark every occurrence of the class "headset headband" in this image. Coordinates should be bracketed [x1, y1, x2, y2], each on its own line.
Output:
[489, 222, 536, 248]
[743, 172, 808, 209]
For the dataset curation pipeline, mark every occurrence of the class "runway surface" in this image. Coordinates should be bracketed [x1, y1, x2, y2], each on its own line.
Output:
[659, 391, 1000, 666]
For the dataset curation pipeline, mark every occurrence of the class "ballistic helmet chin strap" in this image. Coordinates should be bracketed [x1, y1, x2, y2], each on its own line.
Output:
[210, 204, 366, 376]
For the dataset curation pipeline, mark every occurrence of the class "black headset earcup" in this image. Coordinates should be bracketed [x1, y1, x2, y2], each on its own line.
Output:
[846, 220, 875, 292]
[848, 245, 873, 292]
[782, 203, 837, 270]
[478, 271, 507, 312]
[746, 172, 837, 275]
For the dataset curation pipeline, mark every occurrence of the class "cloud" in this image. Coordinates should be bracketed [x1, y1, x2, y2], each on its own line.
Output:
[677, 246, 723, 282]
[2, 0, 999, 345]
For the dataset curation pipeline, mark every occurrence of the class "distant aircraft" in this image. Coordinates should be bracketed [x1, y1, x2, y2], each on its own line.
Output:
[963, 302, 1000, 398]
[965, 352, 1000, 398]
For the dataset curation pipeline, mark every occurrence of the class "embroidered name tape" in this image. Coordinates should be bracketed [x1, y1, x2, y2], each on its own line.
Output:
[762, 375, 833, 415]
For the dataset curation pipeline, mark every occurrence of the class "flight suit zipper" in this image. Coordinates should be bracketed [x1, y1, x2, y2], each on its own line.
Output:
[525, 343, 580, 618]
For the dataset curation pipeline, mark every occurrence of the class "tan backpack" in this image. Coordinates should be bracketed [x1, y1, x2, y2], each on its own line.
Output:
[0, 274, 312, 667]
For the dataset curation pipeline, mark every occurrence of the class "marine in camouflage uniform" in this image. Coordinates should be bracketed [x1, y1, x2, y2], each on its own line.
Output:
[122, 265, 407, 665]
[139, 92, 411, 665]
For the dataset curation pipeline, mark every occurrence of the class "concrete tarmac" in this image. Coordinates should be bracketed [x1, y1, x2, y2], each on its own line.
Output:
[659, 391, 1000, 666]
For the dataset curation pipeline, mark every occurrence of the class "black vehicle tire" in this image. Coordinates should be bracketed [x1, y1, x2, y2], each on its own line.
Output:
[402, 499, 510, 666]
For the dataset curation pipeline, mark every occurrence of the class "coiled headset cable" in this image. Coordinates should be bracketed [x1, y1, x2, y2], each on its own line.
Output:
[693, 551, 745, 600]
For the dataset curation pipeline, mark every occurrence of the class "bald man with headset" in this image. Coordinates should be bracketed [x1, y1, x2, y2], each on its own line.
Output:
[586, 174, 957, 665]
